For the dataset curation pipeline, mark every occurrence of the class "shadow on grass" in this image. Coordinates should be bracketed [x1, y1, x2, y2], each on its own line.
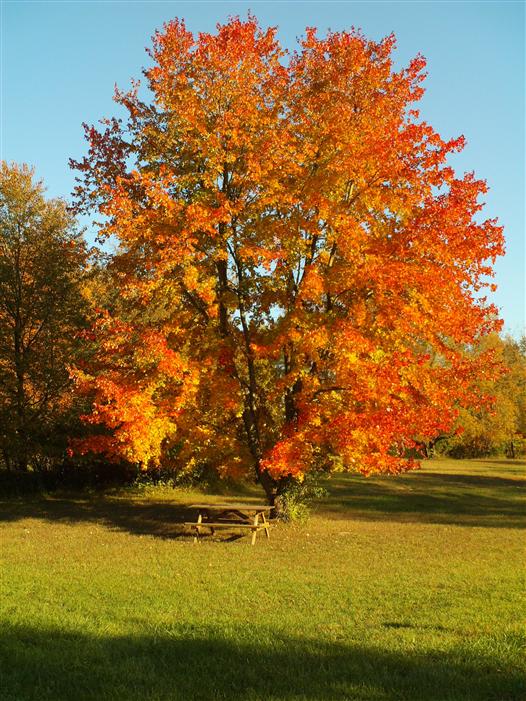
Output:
[0, 465, 523, 536]
[0, 461, 526, 539]
[0, 623, 523, 701]
[0, 496, 203, 539]
[479, 459, 526, 468]
[320, 469, 525, 529]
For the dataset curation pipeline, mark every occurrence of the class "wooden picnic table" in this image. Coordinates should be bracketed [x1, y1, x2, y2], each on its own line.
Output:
[185, 503, 272, 545]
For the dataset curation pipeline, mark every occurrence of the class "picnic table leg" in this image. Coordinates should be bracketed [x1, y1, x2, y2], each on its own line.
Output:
[194, 512, 203, 544]
[261, 512, 270, 539]
[251, 513, 259, 546]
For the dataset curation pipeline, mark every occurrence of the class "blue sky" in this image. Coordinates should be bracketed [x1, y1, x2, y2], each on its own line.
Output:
[1, 0, 524, 336]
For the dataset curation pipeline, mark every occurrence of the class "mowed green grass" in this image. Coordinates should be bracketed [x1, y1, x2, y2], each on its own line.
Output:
[0, 458, 524, 701]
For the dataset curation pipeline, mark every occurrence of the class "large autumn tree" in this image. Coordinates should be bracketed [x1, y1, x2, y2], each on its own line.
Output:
[71, 17, 504, 505]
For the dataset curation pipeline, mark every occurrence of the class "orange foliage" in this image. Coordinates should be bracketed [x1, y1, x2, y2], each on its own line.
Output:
[71, 16, 504, 498]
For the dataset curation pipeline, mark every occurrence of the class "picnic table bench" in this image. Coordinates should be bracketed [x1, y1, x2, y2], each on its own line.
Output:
[184, 503, 273, 545]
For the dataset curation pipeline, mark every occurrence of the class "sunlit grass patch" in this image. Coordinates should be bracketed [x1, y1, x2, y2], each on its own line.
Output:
[0, 458, 524, 700]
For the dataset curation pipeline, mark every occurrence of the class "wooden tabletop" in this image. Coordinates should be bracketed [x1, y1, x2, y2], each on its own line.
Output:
[189, 503, 272, 511]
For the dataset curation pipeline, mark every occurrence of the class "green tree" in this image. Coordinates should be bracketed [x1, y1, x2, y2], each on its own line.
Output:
[0, 162, 87, 470]
[444, 334, 526, 458]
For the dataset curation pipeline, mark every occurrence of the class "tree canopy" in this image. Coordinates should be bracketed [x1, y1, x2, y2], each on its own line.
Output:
[0, 162, 87, 470]
[70, 16, 504, 503]
[443, 334, 526, 458]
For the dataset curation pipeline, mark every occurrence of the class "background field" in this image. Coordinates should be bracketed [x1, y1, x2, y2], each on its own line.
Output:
[0, 458, 524, 701]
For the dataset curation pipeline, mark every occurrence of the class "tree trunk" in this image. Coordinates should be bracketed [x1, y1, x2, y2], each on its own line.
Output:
[253, 469, 295, 519]
[271, 475, 296, 519]
[255, 462, 277, 504]
[216, 257, 229, 338]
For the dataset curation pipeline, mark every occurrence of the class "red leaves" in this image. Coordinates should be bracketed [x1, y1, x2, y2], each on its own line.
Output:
[70, 16, 505, 485]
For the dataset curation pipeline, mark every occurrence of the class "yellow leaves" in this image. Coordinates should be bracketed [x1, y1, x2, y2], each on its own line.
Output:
[182, 265, 199, 292]
[343, 351, 359, 365]
[370, 349, 385, 363]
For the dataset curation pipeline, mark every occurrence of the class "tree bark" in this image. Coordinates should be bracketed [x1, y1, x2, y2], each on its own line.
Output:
[216, 257, 229, 338]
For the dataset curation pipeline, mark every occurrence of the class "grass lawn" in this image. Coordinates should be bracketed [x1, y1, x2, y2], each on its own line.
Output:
[0, 458, 524, 701]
